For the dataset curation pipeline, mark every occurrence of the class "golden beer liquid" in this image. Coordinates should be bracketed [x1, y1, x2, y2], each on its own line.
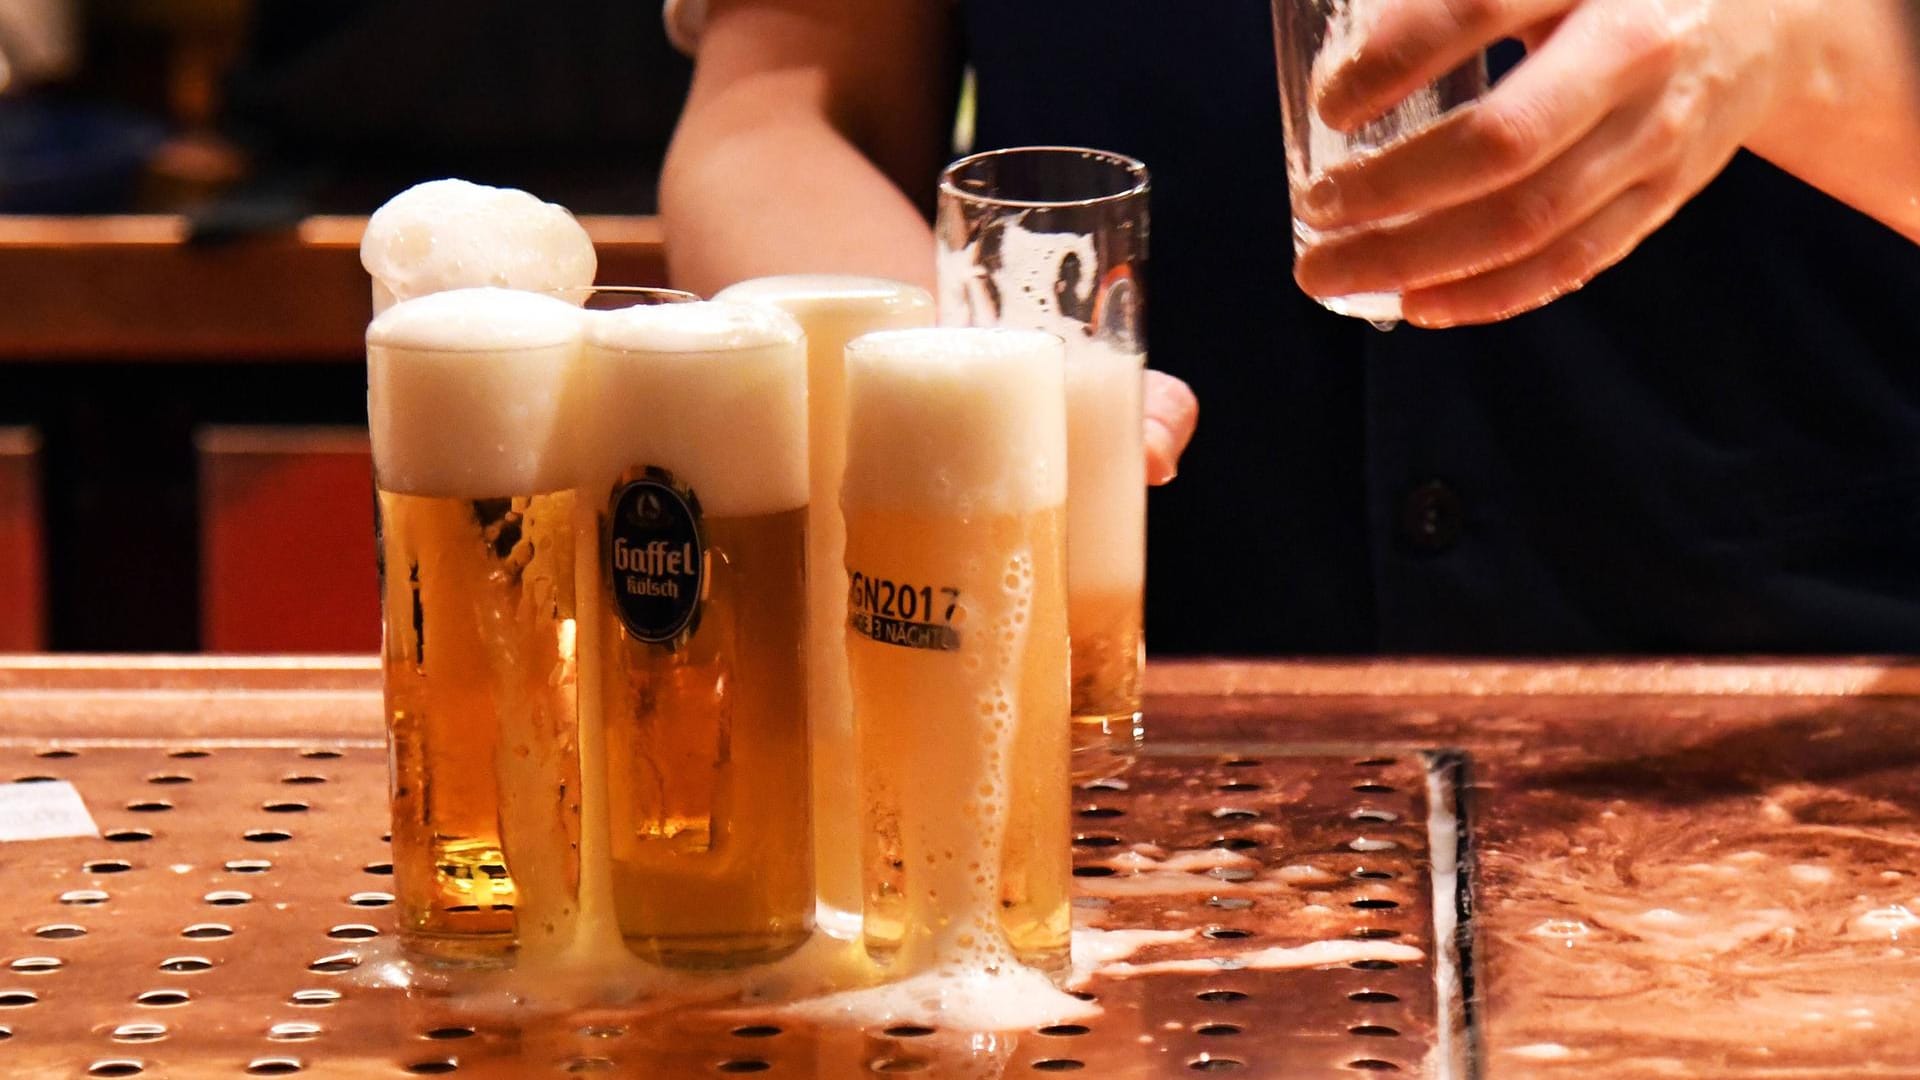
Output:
[599, 499, 813, 966]
[846, 505, 1072, 976]
[713, 276, 936, 931]
[377, 489, 583, 958]
[1069, 585, 1145, 769]
[1062, 349, 1147, 769]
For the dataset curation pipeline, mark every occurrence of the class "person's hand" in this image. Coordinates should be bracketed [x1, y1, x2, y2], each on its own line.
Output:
[1292, 0, 1817, 327]
[1144, 370, 1198, 485]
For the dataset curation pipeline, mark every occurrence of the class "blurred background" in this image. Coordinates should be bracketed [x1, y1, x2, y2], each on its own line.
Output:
[0, 0, 693, 652]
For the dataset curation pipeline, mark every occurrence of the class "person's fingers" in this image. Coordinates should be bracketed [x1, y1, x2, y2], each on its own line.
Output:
[1398, 176, 1689, 327]
[1142, 369, 1198, 486]
[1296, 87, 1672, 298]
[1514, 12, 1568, 52]
[1303, 1, 1680, 231]
[1314, 0, 1573, 133]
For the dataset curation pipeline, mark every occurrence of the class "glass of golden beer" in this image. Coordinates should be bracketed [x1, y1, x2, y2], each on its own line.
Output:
[841, 327, 1073, 978]
[578, 300, 814, 967]
[367, 287, 594, 963]
[937, 146, 1149, 775]
[712, 276, 935, 939]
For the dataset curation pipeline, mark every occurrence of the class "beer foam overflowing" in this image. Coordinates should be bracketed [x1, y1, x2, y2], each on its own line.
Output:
[843, 328, 1068, 514]
[781, 962, 1098, 1031]
[366, 287, 586, 496]
[361, 178, 596, 313]
[839, 331, 1078, 1024]
[580, 301, 809, 516]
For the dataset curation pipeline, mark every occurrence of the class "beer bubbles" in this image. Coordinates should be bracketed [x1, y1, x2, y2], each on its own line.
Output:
[842, 328, 1073, 978]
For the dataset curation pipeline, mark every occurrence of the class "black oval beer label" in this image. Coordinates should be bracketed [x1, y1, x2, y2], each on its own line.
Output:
[608, 468, 705, 646]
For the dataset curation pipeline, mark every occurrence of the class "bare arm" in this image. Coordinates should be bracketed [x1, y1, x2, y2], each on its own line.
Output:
[659, 0, 959, 295]
[1746, 0, 1920, 244]
[659, 0, 1199, 481]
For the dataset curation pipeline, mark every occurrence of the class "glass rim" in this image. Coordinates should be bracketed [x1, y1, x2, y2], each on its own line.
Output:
[845, 324, 1068, 357]
[546, 284, 701, 303]
[366, 285, 703, 354]
[939, 145, 1150, 211]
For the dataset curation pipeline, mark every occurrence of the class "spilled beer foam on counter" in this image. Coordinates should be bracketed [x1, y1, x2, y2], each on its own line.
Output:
[342, 839, 1428, 1033]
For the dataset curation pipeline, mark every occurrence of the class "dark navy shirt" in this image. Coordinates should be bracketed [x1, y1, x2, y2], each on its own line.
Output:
[963, 0, 1920, 655]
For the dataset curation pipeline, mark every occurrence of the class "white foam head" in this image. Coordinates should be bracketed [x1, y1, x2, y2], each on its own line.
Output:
[360, 179, 596, 313]
[843, 328, 1067, 515]
[581, 301, 808, 516]
[1061, 344, 1146, 592]
[714, 275, 934, 325]
[366, 288, 586, 496]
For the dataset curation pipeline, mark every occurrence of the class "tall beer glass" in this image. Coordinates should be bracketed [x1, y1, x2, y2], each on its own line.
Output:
[842, 328, 1073, 978]
[938, 147, 1148, 774]
[712, 275, 935, 937]
[367, 287, 589, 962]
[580, 300, 814, 967]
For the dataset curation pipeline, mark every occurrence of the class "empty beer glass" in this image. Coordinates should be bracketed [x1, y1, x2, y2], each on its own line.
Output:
[1272, 0, 1489, 322]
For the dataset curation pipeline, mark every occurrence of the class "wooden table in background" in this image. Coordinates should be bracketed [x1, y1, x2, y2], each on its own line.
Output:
[0, 216, 668, 360]
[0, 215, 669, 652]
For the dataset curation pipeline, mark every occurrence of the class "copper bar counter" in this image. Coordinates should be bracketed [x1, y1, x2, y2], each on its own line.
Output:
[1, 656, 1915, 1079]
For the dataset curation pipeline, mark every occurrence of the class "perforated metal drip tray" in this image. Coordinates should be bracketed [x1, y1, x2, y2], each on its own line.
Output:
[0, 735, 1472, 1078]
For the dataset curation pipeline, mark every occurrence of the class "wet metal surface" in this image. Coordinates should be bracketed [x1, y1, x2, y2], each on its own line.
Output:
[8, 657, 1917, 1078]
[0, 663, 1463, 1079]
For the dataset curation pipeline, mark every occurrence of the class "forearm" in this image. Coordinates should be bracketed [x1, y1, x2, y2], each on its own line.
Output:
[661, 85, 936, 296]
[1749, 0, 1920, 243]
[659, 0, 956, 296]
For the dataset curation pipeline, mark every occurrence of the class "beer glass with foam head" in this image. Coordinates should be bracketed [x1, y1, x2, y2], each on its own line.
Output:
[938, 146, 1148, 773]
[579, 300, 814, 967]
[842, 327, 1073, 978]
[1272, 0, 1488, 323]
[367, 287, 591, 963]
[712, 276, 935, 939]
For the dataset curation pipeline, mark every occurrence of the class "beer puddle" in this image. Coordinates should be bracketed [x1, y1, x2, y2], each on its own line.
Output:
[344, 922, 1416, 1031]
[342, 843, 1408, 1030]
